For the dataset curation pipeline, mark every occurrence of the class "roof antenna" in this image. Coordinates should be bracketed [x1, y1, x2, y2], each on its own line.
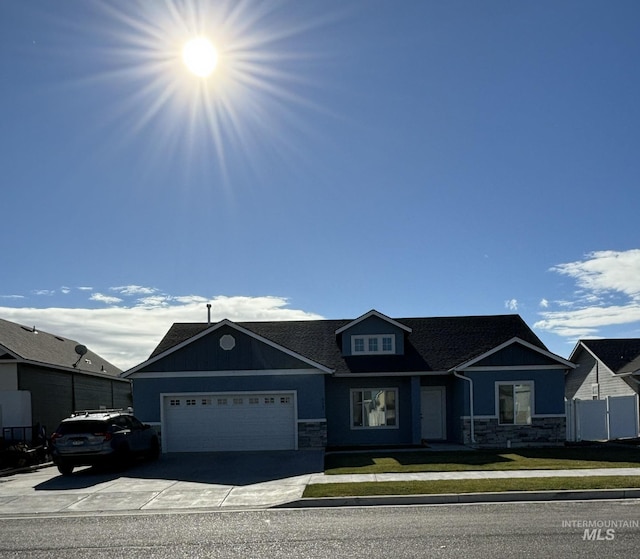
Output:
[206, 303, 211, 325]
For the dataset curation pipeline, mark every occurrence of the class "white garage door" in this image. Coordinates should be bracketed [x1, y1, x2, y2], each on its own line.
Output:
[162, 392, 296, 452]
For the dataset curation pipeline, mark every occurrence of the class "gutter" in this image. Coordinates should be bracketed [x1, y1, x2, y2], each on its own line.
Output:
[453, 370, 476, 444]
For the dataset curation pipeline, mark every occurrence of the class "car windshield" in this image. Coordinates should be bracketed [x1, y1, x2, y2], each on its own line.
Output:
[56, 420, 108, 435]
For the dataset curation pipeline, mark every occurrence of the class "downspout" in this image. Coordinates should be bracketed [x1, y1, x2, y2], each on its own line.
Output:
[453, 370, 476, 444]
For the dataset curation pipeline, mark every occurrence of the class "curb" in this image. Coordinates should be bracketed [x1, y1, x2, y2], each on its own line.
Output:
[280, 488, 640, 508]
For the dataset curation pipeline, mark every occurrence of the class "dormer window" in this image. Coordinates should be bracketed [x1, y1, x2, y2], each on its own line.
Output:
[351, 334, 395, 355]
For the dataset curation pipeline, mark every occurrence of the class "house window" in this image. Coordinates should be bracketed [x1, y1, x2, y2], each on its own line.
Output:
[497, 382, 533, 425]
[351, 334, 396, 355]
[382, 336, 393, 352]
[186, 399, 196, 406]
[351, 388, 398, 428]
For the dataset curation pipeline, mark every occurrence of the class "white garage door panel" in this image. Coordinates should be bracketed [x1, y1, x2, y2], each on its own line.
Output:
[163, 393, 296, 452]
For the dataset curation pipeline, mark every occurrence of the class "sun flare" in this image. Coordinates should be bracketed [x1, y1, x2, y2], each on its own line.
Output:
[182, 37, 218, 77]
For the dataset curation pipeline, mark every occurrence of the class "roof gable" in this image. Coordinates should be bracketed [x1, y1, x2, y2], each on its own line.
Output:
[123, 319, 333, 376]
[456, 337, 575, 370]
[575, 339, 640, 375]
[334, 310, 412, 335]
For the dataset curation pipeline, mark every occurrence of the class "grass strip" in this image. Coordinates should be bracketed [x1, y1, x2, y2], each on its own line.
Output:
[325, 447, 640, 475]
[303, 476, 640, 499]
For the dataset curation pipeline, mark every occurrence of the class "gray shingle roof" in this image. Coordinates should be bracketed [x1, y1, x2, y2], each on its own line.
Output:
[0, 318, 122, 376]
[148, 314, 547, 373]
[581, 339, 640, 374]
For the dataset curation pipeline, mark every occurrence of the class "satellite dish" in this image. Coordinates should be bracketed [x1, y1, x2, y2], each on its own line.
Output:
[74, 345, 88, 357]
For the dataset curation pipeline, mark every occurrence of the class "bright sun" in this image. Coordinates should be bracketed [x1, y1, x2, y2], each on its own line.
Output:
[182, 37, 218, 77]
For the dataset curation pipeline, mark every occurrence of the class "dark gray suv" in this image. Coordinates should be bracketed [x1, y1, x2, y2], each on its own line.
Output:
[50, 409, 160, 475]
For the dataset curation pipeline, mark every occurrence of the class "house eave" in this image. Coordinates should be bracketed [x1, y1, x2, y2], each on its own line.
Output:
[333, 370, 448, 378]
[126, 368, 331, 379]
[5, 357, 128, 382]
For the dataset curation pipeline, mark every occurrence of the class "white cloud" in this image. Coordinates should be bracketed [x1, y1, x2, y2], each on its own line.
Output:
[550, 249, 640, 301]
[0, 295, 323, 371]
[505, 299, 518, 311]
[78, 286, 93, 291]
[539, 298, 549, 308]
[33, 290, 55, 296]
[61, 287, 71, 294]
[536, 249, 640, 340]
[111, 285, 158, 296]
[90, 293, 124, 305]
[0, 295, 25, 300]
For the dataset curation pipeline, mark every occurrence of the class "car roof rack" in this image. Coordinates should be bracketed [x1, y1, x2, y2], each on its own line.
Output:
[70, 408, 133, 417]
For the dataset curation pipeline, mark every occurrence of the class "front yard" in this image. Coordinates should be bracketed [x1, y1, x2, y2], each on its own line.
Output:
[324, 446, 640, 474]
[303, 445, 640, 499]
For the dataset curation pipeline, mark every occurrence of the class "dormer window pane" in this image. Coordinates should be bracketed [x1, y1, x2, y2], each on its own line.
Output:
[350, 334, 395, 355]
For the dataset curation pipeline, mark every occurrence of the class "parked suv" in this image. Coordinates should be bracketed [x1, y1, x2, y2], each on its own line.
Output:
[50, 409, 160, 475]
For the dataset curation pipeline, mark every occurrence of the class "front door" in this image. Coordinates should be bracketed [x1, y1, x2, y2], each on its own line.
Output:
[421, 387, 446, 440]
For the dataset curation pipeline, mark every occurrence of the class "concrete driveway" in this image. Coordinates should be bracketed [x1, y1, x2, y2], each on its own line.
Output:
[0, 450, 324, 515]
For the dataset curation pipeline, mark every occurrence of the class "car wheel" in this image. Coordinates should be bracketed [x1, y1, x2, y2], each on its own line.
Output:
[57, 463, 74, 476]
[147, 437, 160, 461]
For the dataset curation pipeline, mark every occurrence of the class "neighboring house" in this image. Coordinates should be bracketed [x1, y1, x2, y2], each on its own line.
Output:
[566, 339, 640, 400]
[123, 310, 573, 451]
[0, 318, 132, 439]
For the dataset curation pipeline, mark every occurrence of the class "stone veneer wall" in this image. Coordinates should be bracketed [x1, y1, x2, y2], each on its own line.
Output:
[298, 420, 327, 449]
[461, 416, 566, 447]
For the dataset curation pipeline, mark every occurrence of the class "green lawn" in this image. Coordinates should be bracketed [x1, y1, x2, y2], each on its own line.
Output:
[324, 446, 640, 475]
[303, 476, 640, 499]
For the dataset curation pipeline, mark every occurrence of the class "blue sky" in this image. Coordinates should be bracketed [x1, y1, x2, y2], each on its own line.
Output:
[2, 0, 640, 370]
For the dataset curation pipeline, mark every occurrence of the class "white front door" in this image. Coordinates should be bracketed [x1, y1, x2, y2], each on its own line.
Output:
[421, 387, 446, 440]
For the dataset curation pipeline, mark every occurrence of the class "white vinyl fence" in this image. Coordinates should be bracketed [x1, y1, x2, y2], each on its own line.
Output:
[565, 395, 639, 442]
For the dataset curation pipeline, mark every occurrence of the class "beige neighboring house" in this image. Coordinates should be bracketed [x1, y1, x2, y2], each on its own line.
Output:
[0, 318, 131, 440]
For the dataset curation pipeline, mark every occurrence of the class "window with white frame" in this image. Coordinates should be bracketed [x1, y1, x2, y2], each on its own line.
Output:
[351, 388, 398, 428]
[351, 334, 396, 355]
[497, 382, 533, 425]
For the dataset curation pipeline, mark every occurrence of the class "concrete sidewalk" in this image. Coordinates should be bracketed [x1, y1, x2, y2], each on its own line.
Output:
[307, 467, 640, 484]
[0, 457, 639, 515]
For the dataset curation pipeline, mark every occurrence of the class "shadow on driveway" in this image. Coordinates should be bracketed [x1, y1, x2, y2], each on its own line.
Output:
[35, 450, 325, 491]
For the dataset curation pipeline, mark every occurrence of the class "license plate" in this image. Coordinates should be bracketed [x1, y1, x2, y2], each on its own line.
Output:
[72, 440, 84, 446]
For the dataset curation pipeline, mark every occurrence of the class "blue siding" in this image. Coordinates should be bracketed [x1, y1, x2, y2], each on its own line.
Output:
[340, 316, 406, 356]
[467, 369, 566, 416]
[140, 325, 313, 373]
[474, 344, 561, 367]
[132, 373, 326, 423]
[325, 376, 416, 447]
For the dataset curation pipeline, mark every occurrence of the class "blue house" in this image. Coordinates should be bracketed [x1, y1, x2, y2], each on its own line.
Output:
[122, 310, 573, 452]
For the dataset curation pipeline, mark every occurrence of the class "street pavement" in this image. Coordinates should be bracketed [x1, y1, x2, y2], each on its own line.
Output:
[1, 451, 640, 515]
